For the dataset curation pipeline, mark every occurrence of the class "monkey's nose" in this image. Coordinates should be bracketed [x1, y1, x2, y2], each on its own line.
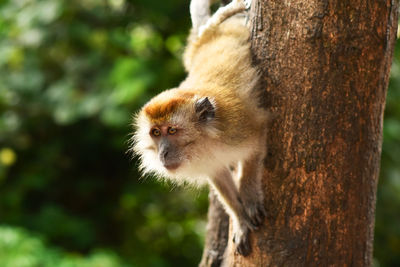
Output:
[159, 149, 171, 166]
[160, 150, 168, 161]
[159, 149, 180, 170]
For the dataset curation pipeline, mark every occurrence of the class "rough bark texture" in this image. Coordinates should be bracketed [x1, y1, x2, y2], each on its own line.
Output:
[199, 191, 229, 267]
[200, 0, 399, 266]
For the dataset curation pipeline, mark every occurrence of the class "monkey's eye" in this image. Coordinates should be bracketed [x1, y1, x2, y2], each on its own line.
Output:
[151, 128, 161, 137]
[168, 127, 177, 135]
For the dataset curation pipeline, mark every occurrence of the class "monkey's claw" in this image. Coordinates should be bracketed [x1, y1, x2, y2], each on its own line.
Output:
[233, 227, 251, 256]
[244, 201, 266, 230]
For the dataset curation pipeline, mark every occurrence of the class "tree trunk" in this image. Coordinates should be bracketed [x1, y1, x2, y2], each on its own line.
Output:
[200, 0, 399, 266]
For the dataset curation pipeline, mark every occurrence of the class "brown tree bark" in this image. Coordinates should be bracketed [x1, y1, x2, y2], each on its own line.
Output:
[199, 191, 229, 267]
[200, 0, 399, 266]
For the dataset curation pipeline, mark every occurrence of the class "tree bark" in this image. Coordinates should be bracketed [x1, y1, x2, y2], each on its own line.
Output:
[199, 191, 229, 267]
[200, 0, 399, 266]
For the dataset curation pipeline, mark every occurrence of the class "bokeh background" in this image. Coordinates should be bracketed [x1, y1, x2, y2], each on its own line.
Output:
[0, 0, 398, 266]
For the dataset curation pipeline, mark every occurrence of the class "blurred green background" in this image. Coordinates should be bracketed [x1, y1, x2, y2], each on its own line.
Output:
[0, 0, 398, 266]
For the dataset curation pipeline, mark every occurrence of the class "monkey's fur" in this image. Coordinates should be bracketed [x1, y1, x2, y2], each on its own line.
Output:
[132, 0, 267, 256]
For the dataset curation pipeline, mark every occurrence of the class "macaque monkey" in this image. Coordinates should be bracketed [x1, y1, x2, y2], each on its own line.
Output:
[131, 0, 267, 256]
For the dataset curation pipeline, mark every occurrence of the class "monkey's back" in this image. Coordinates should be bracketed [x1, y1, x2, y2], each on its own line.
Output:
[183, 16, 253, 87]
[181, 17, 267, 145]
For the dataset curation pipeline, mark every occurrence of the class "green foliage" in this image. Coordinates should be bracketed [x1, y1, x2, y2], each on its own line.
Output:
[0, 0, 206, 266]
[0, 0, 398, 266]
[374, 39, 400, 267]
[0, 225, 126, 267]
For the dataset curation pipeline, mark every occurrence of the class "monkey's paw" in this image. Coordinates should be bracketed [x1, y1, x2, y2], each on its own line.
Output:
[230, 0, 248, 10]
[243, 0, 252, 9]
[243, 198, 266, 229]
[233, 226, 251, 256]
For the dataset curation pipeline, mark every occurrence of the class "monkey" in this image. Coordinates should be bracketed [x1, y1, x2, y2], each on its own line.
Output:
[131, 0, 268, 256]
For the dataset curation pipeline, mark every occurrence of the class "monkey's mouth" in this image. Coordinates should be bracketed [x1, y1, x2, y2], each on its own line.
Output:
[163, 163, 180, 171]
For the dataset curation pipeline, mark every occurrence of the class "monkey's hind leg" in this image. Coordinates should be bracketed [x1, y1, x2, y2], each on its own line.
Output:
[190, 0, 212, 33]
[198, 0, 248, 37]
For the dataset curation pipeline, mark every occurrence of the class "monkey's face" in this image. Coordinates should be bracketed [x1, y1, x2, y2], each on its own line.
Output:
[147, 124, 191, 171]
[133, 93, 218, 181]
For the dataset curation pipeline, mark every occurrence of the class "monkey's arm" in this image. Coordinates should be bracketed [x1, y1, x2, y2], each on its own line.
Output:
[209, 167, 261, 256]
[238, 152, 266, 227]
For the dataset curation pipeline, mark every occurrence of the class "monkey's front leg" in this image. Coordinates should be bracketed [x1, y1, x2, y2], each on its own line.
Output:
[209, 168, 259, 256]
[237, 153, 266, 227]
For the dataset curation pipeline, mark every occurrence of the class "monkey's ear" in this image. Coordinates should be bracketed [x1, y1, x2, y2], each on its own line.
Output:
[195, 97, 215, 122]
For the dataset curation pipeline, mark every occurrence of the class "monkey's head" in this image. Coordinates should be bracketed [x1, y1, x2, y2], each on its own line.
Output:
[132, 89, 219, 184]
